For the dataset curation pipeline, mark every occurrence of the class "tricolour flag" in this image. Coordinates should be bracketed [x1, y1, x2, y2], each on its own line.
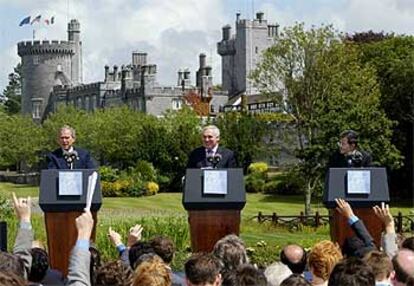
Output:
[30, 15, 41, 25]
[19, 16, 31, 26]
[45, 16, 55, 25]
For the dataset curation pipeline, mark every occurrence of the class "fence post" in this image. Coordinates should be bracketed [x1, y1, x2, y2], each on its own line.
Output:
[397, 212, 403, 233]
[315, 211, 320, 227]
[258, 212, 262, 223]
[300, 212, 305, 224]
[272, 212, 278, 224]
[0, 221, 7, 252]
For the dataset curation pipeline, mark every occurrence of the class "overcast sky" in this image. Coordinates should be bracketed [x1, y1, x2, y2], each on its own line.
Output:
[1, 0, 414, 93]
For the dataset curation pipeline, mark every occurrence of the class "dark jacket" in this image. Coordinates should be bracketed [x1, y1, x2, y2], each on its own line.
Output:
[328, 150, 372, 168]
[186, 146, 237, 169]
[47, 147, 96, 169]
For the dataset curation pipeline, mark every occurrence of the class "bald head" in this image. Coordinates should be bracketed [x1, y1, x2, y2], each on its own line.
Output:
[280, 244, 307, 274]
[393, 249, 414, 284]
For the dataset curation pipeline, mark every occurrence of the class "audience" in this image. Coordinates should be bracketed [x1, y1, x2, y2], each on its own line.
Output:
[308, 240, 342, 286]
[391, 249, 414, 285]
[6, 192, 414, 286]
[328, 257, 375, 286]
[185, 253, 222, 286]
[362, 250, 393, 285]
[265, 261, 292, 286]
[280, 274, 312, 286]
[213, 234, 249, 284]
[280, 244, 307, 274]
[226, 263, 268, 286]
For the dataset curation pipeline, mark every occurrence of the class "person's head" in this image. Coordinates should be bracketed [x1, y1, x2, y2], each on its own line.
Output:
[264, 261, 292, 286]
[202, 125, 220, 150]
[0, 270, 26, 286]
[402, 236, 414, 251]
[328, 257, 375, 286]
[362, 250, 392, 282]
[213, 234, 248, 272]
[342, 235, 376, 258]
[339, 130, 358, 155]
[95, 259, 133, 286]
[0, 252, 24, 278]
[279, 274, 311, 286]
[226, 264, 268, 286]
[391, 249, 414, 285]
[132, 254, 171, 286]
[89, 243, 102, 285]
[128, 241, 155, 269]
[29, 247, 49, 282]
[58, 125, 76, 150]
[150, 236, 175, 264]
[308, 240, 343, 282]
[280, 244, 307, 274]
[185, 253, 222, 286]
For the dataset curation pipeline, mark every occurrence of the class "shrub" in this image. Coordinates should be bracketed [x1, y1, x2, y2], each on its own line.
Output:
[145, 181, 159, 196]
[101, 180, 131, 197]
[273, 169, 304, 195]
[248, 162, 269, 174]
[245, 172, 266, 193]
[263, 180, 280, 194]
[99, 166, 119, 182]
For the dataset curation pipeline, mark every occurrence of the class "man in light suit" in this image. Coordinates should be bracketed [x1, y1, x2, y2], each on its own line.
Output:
[187, 125, 237, 169]
[46, 125, 95, 169]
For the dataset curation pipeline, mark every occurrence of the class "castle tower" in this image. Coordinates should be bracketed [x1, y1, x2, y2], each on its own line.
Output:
[17, 19, 83, 121]
[217, 12, 278, 96]
[68, 19, 82, 85]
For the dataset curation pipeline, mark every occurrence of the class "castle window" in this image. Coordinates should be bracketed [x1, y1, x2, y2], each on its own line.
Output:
[32, 101, 41, 119]
[255, 46, 259, 54]
[172, 99, 182, 110]
[33, 55, 39, 65]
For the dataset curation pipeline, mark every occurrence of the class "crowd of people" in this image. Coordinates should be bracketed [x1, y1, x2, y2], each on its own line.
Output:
[0, 192, 413, 286]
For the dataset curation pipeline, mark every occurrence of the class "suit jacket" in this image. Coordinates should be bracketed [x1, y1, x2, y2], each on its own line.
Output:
[47, 147, 95, 169]
[186, 146, 237, 169]
[328, 150, 372, 168]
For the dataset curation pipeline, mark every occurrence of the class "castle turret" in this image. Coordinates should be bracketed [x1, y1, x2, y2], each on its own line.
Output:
[68, 19, 82, 85]
[18, 40, 75, 121]
[217, 13, 277, 96]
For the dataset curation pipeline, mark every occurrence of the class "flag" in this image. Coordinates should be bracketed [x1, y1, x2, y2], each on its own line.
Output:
[30, 15, 41, 25]
[45, 19, 49, 25]
[51, 16, 55, 24]
[19, 16, 31, 26]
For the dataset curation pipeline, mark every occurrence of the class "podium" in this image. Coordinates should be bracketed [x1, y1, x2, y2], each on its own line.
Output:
[324, 167, 389, 248]
[39, 169, 102, 276]
[183, 168, 245, 252]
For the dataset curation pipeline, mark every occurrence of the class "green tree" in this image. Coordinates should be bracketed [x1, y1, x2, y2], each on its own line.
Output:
[0, 113, 44, 171]
[1, 63, 22, 114]
[348, 34, 414, 197]
[251, 23, 401, 214]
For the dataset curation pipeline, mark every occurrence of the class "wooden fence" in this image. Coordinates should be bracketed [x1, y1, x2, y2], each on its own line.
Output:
[253, 211, 414, 233]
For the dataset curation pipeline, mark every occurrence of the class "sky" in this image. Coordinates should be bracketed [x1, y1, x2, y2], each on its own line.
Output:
[1, 0, 414, 93]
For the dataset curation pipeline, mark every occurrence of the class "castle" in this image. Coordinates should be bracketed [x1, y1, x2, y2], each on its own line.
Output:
[18, 13, 278, 121]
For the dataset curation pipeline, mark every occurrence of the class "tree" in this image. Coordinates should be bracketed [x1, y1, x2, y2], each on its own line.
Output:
[348, 34, 414, 197]
[1, 63, 22, 114]
[183, 90, 211, 116]
[0, 113, 45, 171]
[251, 23, 401, 214]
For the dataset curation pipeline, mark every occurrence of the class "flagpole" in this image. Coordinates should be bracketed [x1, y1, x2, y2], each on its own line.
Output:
[33, 29, 35, 40]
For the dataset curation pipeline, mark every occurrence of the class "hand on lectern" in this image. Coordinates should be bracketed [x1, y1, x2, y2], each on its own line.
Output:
[75, 210, 94, 240]
[12, 192, 31, 223]
[373, 203, 395, 234]
[335, 198, 355, 220]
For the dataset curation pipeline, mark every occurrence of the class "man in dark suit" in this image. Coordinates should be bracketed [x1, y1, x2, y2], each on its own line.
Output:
[329, 130, 372, 168]
[46, 125, 95, 169]
[187, 125, 237, 169]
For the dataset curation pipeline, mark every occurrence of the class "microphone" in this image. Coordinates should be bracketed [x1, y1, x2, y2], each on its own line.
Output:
[63, 150, 79, 169]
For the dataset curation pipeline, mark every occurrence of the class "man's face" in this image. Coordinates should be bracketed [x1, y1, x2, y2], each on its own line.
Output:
[339, 137, 355, 155]
[202, 129, 219, 150]
[58, 129, 75, 150]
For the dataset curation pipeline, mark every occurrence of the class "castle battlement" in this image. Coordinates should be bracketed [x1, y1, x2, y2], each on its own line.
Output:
[70, 82, 102, 92]
[17, 40, 75, 56]
[217, 39, 236, 56]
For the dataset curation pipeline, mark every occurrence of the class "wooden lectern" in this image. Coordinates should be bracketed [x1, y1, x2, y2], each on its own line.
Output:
[39, 169, 102, 276]
[183, 168, 245, 252]
[324, 168, 389, 248]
